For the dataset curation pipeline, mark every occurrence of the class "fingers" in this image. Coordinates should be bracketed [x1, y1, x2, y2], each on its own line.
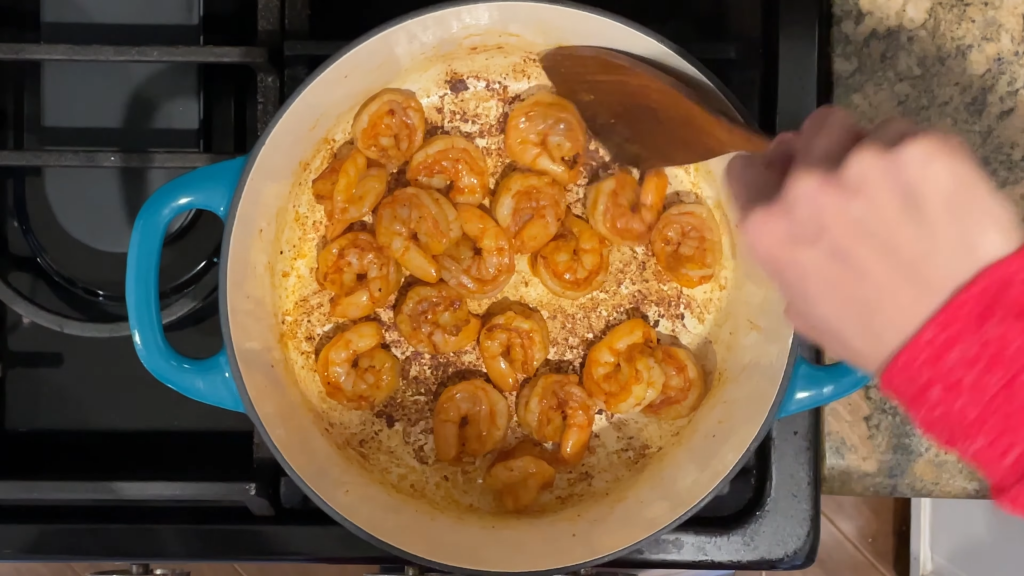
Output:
[794, 108, 918, 169]
[865, 117, 920, 148]
[726, 108, 920, 224]
[892, 132, 986, 188]
[725, 154, 769, 217]
[766, 131, 798, 171]
[836, 118, 920, 201]
[739, 170, 836, 276]
[779, 170, 835, 243]
[892, 133, 1023, 262]
[726, 132, 797, 218]
[794, 106, 866, 170]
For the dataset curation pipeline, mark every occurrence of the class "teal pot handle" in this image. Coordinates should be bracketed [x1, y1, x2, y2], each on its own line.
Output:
[777, 355, 871, 417]
[125, 157, 247, 413]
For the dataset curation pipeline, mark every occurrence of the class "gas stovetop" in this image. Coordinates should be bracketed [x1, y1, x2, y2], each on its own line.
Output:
[0, 0, 825, 571]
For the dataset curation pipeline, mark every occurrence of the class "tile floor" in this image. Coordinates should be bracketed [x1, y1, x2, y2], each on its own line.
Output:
[739, 496, 910, 576]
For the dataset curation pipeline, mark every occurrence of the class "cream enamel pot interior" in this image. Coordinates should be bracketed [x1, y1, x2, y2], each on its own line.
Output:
[125, 2, 870, 573]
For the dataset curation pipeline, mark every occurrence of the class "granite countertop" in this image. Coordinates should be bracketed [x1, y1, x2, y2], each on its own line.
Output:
[824, 0, 1024, 498]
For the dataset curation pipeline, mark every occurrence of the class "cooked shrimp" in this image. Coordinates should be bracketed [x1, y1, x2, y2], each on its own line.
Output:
[406, 135, 489, 205]
[395, 282, 481, 354]
[645, 345, 707, 419]
[650, 202, 723, 288]
[586, 169, 668, 246]
[312, 147, 388, 240]
[505, 91, 588, 185]
[435, 205, 515, 299]
[316, 322, 401, 409]
[316, 232, 402, 320]
[582, 318, 665, 414]
[517, 373, 597, 465]
[485, 442, 557, 512]
[529, 215, 610, 299]
[479, 301, 550, 393]
[492, 171, 567, 254]
[433, 379, 510, 462]
[352, 88, 426, 170]
[375, 187, 462, 283]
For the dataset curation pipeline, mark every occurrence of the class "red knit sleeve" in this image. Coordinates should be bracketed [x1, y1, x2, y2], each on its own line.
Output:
[881, 245, 1024, 514]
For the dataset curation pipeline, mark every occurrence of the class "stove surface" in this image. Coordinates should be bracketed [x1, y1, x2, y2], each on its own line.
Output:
[0, 0, 826, 571]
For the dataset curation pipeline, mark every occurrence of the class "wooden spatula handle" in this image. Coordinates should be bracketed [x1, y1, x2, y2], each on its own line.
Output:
[669, 91, 770, 155]
[713, 115, 770, 153]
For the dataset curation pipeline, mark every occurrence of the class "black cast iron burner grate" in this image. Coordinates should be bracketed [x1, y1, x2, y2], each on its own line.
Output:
[0, 42, 277, 167]
[0, 0, 279, 336]
[0, 0, 825, 571]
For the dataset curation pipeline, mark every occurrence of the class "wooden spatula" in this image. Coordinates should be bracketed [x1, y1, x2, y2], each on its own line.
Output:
[540, 46, 769, 171]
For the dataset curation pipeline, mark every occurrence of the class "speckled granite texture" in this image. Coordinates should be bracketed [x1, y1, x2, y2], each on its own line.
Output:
[825, 0, 1024, 498]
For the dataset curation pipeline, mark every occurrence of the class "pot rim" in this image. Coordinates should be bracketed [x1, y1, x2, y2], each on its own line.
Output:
[219, 1, 793, 573]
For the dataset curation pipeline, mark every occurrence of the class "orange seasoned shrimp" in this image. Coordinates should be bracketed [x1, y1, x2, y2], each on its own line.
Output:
[492, 171, 567, 254]
[650, 202, 723, 288]
[433, 379, 510, 462]
[645, 345, 707, 419]
[529, 215, 610, 299]
[375, 187, 462, 283]
[436, 205, 515, 299]
[312, 147, 388, 240]
[352, 88, 426, 170]
[505, 91, 587, 185]
[586, 169, 668, 246]
[316, 322, 401, 409]
[406, 135, 489, 205]
[479, 301, 550, 393]
[517, 373, 597, 465]
[583, 318, 665, 414]
[485, 442, 557, 512]
[316, 232, 402, 320]
[395, 282, 481, 354]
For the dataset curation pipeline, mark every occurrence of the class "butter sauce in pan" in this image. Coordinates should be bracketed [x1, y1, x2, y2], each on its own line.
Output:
[273, 41, 729, 515]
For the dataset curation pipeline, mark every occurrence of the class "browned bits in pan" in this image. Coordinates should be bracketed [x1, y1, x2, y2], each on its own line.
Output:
[447, 77, 470, 94]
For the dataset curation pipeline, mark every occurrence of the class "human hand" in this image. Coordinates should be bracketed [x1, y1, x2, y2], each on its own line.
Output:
[726, 106, 1024, 373]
